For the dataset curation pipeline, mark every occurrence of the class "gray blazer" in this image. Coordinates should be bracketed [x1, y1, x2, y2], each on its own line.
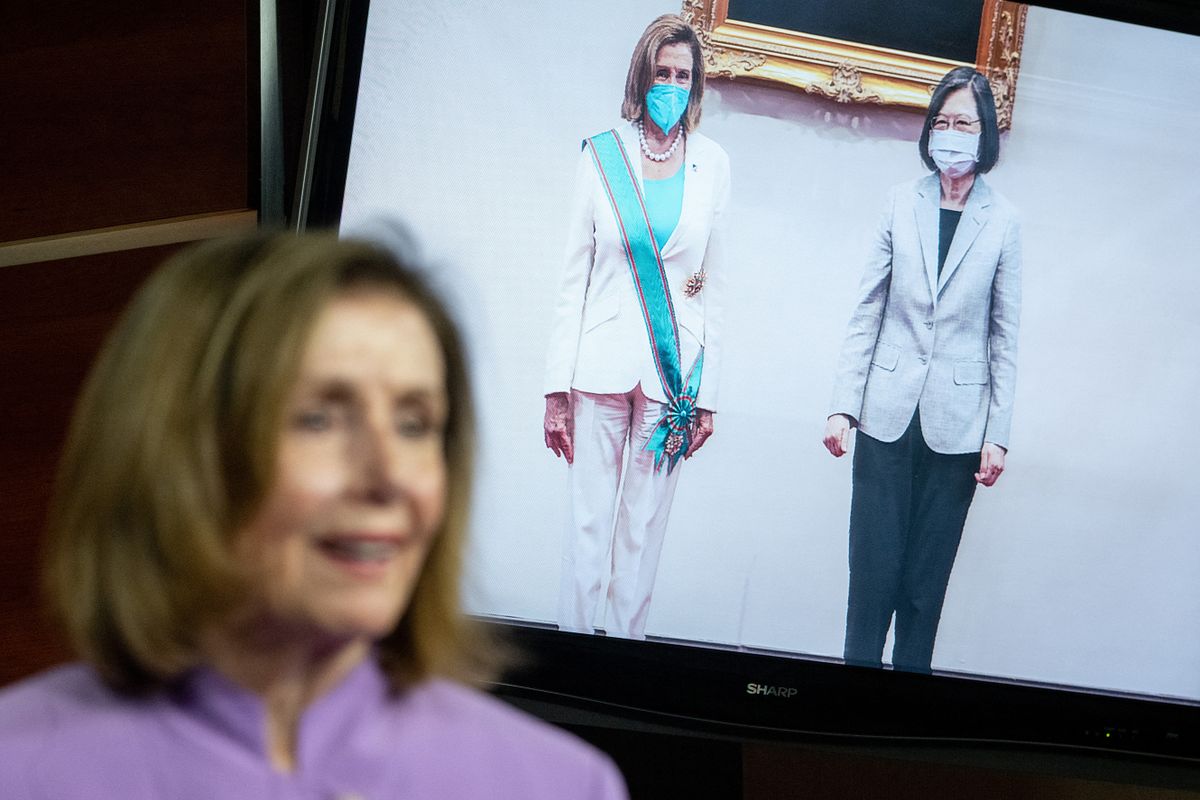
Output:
[830, 173, 1021, 454]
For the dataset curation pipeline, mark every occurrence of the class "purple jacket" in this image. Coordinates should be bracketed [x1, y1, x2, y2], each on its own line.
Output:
[0, 660, 627, 799]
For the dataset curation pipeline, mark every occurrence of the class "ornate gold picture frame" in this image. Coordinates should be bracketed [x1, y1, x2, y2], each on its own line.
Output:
[681, 0, 1026, 129]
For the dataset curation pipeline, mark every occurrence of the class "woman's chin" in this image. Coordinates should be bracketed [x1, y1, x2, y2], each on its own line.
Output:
[235, 601, 407, 651]
[314, 605, 407, 644]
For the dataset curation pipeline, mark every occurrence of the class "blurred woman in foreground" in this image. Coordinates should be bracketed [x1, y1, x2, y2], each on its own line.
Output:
[0, 232, 626, 799]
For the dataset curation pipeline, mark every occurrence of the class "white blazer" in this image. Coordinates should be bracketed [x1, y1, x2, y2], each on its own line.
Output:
[544, 122, 731, 412]
[830, 173, 1021, 454]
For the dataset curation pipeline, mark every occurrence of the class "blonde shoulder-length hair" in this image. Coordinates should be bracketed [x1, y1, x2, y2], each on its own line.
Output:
[620, 14, 706, 133]
[45, 230, 503, 693]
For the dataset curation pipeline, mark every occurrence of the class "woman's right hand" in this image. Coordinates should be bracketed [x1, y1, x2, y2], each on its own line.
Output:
[823, 414, 854, 457]
[544, 392, 574, 464]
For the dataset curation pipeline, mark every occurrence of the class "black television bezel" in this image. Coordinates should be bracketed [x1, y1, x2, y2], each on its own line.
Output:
[294, 0, 1200, 768]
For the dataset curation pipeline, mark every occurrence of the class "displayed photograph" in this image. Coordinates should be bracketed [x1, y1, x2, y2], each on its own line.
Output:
[340, 0, 1200, 702]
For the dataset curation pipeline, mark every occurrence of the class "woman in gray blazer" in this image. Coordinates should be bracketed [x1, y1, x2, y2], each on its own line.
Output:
[823, 67, 1021, 673]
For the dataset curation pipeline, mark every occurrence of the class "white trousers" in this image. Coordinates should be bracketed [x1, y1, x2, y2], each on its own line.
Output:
[558, 385, 683, 639]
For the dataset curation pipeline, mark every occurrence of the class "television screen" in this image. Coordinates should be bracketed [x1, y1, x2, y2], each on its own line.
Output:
[304, 0, 1200, 760]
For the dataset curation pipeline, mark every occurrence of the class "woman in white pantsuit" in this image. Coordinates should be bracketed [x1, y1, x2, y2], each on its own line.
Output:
[543, 14, 730, 639]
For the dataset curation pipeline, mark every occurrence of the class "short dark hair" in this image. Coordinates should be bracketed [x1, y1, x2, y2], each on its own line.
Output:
[919, 66, 1001, 174]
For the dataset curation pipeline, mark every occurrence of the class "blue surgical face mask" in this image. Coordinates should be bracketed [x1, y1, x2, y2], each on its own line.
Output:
[645, 83, 689, 134]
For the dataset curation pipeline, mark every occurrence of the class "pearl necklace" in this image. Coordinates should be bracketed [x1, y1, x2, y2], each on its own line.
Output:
[638, 120, 683, 162]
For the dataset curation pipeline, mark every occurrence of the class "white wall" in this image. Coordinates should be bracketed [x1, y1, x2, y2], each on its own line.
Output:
[341, 2, 1200, 699]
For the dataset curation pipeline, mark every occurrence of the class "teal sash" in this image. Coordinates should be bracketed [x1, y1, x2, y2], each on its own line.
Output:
[584, 128, 703, 473]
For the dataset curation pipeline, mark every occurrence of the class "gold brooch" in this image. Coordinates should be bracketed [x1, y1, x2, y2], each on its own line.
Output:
[683, 269, 706, 298]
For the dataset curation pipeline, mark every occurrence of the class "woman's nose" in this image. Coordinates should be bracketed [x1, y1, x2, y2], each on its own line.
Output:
[350, 418, 406, 503]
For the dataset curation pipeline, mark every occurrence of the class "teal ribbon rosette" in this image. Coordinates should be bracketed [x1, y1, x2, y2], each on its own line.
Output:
[643, 350, 704, 472]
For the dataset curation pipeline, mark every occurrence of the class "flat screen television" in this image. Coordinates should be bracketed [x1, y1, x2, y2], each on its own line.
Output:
[295, 0, 1200, 767]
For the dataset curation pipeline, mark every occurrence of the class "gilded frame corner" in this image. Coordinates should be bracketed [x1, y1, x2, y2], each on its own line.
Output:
[681, 0, 1027, 130]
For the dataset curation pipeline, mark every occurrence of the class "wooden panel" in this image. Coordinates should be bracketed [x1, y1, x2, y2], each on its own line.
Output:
[0, 245, 183, 687]
[0, 210, 258, 268]
[0, 1, 248, 242]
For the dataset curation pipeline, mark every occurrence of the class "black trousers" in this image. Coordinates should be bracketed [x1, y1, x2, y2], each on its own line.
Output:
[843, 413, 978, 673]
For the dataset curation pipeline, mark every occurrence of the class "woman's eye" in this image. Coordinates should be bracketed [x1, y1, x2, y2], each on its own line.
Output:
[395, 411, 433, 438]
[293, 408, 334, 431]
[292, 401, 351, 432]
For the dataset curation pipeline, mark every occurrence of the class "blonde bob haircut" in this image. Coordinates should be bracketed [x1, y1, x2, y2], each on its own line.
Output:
[621, 14, 706, 133]
[45, 230, 502, 693]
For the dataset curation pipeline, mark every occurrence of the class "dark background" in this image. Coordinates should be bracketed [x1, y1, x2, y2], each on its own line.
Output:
[726, 0, 986, 63]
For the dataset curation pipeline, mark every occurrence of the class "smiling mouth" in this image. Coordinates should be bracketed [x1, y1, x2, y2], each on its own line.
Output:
[317, 537, 402, 564]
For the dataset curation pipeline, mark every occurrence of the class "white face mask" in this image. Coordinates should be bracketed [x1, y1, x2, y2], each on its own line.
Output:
[928, 129, 980, 178]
